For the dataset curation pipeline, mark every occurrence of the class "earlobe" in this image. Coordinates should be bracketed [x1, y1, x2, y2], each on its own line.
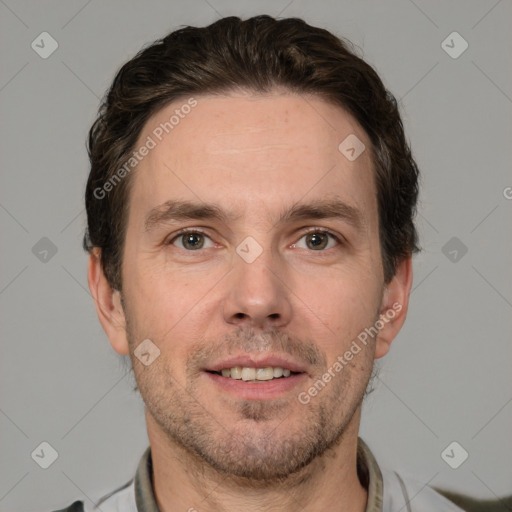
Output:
[87, 249, 130, 355]
[374, 255, 413, 359]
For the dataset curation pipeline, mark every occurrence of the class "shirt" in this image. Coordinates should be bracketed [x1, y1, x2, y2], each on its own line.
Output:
[52, 438, 467, 512]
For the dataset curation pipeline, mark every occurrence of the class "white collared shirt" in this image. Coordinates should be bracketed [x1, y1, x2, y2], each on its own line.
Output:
[78, 439, 465, 512]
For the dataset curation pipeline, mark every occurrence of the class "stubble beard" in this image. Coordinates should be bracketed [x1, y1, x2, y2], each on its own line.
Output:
[126, 324, 374, 483]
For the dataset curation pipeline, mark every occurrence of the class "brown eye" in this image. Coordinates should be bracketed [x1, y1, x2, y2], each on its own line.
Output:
[295, 230, 339, 251]
[306, 232, 328, 250]
[171, 231, 213, 250]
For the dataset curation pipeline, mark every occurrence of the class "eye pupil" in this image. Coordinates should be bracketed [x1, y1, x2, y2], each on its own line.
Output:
[183, 233, 204, 250]
[306, 233, 328, 250]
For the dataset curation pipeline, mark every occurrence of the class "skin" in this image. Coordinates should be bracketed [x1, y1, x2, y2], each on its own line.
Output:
[88, 90, 413, 512]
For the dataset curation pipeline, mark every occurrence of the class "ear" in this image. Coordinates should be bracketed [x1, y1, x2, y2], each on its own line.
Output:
[374, 255, 413, 359]
[87, 248, 130, 355]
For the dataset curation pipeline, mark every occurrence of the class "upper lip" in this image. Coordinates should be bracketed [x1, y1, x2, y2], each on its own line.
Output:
[204, 354, 309, 374]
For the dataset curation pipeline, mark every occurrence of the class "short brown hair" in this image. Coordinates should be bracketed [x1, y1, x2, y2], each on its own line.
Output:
[84, 15, 420, 290]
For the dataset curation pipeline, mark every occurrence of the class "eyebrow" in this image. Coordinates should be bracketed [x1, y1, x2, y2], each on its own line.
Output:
[277, 199, 364, 230]
[144, 200, 238, 232]
[144, 198, 364, 233]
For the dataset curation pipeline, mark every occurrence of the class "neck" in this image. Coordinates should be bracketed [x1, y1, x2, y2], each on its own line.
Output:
[146, 408, 368, 512]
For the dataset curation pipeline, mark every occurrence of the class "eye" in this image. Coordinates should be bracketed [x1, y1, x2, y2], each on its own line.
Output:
[169, 230, 215, 250]
[294, 230, 340, 251]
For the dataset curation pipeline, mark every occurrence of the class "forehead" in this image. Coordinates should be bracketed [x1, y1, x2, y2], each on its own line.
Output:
[129, 91, 377, 228]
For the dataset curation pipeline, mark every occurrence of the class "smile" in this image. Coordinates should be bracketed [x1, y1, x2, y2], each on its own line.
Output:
[208, 366, 297, 382]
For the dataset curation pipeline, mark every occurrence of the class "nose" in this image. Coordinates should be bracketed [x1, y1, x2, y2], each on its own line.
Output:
[222, 246, 292, 330]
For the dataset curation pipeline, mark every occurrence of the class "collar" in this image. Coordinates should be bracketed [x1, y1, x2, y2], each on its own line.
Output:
[134, 437, 384, 512]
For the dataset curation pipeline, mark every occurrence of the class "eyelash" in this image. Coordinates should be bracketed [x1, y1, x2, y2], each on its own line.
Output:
[166, 227, 343, 250]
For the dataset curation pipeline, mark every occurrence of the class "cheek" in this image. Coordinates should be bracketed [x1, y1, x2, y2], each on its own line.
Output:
[122, 266, 192, 347]
[124, 265, 220, 364]
[293, 265, 381, 348]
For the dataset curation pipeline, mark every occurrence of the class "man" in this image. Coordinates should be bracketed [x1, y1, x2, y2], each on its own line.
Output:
[53, 14, 489, 512]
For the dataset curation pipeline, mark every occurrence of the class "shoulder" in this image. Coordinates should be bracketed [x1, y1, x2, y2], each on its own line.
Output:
[382, 470, 512, 512]
[435, 489, 512, 512]
[382, 470, 466, 511]
[50, 501, 85, 512]
[48, 479, 134, 512]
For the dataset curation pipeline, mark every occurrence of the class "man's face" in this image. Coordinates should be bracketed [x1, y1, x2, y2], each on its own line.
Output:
[116, 91, 391, 479]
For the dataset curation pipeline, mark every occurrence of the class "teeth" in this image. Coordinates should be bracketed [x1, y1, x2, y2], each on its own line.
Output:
[241, 367, 256, 381]
[273, 367, 283, 378]
[216, 366, 295, 381]
[256, 367, 274, 380]
[230, 367, 242, 379]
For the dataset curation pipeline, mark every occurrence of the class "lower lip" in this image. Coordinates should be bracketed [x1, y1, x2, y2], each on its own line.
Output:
[204, 371, 308, 400]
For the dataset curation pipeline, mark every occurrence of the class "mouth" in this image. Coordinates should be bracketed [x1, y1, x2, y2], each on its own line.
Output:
[206, 366, 300, 383]
[202, 355, 309, 400]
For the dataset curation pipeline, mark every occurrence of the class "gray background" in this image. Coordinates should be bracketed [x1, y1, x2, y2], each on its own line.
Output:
[1, 0, 511, 510]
